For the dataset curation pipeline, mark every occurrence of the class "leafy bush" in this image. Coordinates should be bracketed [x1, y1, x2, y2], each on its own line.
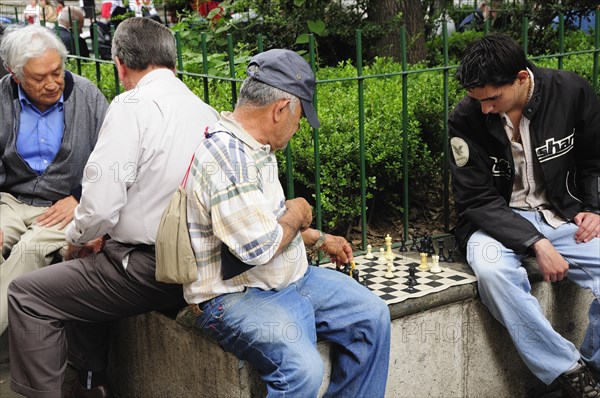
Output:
[275, 58, 439, 231]
[67, 28, 598, 234]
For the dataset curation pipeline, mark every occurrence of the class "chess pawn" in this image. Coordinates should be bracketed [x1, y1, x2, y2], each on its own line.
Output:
[378, 248, 386, 264]
[430, 255, 442, 273]
[418, 252, 429, 271]
[385, 249, 395, 263]
[399, 238, 407, 252]
[437, 239, 448, 262]
[409, 235, 419, 252]
[365, 244, 374, 259]
[388, 257, 397, 272]
[427, 237, 435, 256]
[447, 249, 455, 263]
[385, 260, 395, 279]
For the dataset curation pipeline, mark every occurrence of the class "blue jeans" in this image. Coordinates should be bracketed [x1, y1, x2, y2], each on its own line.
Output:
[194, 266, 391, 397]
[467, 209, 600, 384]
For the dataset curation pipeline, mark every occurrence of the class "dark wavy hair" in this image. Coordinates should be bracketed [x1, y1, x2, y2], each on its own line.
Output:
[455, 34, 527, 89]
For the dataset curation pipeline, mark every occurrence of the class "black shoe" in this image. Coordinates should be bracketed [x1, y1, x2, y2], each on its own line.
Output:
[63, 379, 110, 398]
[558, 361, 600, 398]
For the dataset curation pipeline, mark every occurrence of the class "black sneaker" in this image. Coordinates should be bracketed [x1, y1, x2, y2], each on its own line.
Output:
[558, 361, 600, 398]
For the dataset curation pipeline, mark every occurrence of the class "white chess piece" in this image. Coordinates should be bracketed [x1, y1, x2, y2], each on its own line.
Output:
[385, 234, 394, 260]
[384, 260, 394, 278]
[430, 255, 442, 273]
[365, 244, 374, 259]
[378, 248, 386, 264]
[418, 252, 429, 271]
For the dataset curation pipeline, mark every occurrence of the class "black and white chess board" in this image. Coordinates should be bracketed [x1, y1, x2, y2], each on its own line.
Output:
[326, 253, 478, 305]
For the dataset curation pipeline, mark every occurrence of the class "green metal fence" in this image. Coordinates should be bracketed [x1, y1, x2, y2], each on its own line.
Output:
[2, 9, 599, 250]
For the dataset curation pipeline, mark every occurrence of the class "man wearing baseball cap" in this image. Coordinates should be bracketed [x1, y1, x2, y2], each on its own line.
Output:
[182, 49, 391, 396]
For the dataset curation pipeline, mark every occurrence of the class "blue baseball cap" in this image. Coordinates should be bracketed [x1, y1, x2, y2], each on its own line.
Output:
[247, 49, 320, 129]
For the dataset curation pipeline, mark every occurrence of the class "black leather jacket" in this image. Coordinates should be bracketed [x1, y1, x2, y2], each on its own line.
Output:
[449, 63, 600, 253]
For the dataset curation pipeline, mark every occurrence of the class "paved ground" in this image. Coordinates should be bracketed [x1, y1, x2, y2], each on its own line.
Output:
[0, 332, 17, 398]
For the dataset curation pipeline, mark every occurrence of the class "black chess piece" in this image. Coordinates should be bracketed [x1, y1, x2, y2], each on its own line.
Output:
[410, 234, 419, 251]
[406, 278, 417, 293]
[352, 268, 360, 282]
[399, 237, 407, 252]
[407, 264, 417, 285]
[447, 249, 455, 263]
[427, 236, 435, 256]
[361, 275, 369, 289]
[437, 239, 447, 262]
[419, 237, 427, 253]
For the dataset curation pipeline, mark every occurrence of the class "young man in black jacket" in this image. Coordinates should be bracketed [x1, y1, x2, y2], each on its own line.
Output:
[449, 34, 600, 397]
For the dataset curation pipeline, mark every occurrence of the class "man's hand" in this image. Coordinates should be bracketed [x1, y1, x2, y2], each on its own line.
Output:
[321, 234, 353, 266]
[63, 237, 105, 261]
[574, 212, 600, 244]
[531, 238, 569, 283]
[36, 195, 78, 230]
[284, 198, 312, 231]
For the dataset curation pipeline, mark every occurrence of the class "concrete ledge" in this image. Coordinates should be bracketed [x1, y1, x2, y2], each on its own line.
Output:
[108, 257, 593, 397]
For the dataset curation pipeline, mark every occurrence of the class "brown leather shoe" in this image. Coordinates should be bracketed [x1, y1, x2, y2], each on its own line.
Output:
[558, 361, 600, 398]
[63, 379, 110, 398]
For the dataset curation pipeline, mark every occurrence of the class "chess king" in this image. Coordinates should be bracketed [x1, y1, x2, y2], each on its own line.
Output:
[449, 34, 600, 396]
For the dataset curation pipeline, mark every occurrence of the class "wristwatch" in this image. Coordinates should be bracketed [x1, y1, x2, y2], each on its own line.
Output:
[313, 230, 326, 250]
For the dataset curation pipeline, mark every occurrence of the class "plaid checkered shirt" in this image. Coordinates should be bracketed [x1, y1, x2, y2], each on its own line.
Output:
[183, 112, 308, 305]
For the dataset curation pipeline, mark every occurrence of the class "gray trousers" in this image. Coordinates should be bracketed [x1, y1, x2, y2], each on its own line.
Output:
[8, 239, 186, 398]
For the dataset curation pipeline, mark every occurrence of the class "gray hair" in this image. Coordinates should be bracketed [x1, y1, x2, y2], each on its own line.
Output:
[111, 17, 176, 70]
[236, 77, 300, 113]
[0, 25, 67, 80]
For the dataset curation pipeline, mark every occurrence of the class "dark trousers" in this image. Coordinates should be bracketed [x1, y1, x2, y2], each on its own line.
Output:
[8, 239, 186, 398]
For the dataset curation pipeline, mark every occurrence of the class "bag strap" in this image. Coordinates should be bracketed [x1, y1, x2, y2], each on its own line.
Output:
[181, 154, 195, 187]
[181, 128, 230, 188]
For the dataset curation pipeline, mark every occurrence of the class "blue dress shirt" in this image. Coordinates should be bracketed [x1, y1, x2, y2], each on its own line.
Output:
[17, 86, 65, 175]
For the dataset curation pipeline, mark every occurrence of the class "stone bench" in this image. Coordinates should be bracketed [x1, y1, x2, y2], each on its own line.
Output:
[107, 255, 594, 398]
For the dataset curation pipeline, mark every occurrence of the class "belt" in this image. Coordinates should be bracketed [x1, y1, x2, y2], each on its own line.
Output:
[188, 303, 204, 317]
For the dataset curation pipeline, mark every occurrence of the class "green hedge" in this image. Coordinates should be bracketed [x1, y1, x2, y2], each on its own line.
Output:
[70, 34, 598, 233]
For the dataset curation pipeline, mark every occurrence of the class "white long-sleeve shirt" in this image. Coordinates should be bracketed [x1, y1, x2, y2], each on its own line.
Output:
[66, 68, 219, 245]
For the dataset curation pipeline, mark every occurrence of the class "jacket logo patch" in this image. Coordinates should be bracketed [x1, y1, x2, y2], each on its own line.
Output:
[451, 137, 469, 167]
[490, 156, 512, 179]
[535, 132, 574, 163]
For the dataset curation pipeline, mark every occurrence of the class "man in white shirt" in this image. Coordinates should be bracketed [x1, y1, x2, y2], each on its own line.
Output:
[7, 17, 219, 398]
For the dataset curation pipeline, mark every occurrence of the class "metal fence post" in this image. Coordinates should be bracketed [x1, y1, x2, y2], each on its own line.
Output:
[594, 9, 600, 93]
[356, 29, 367, 249]
[200, 32, 210, 104]
[227, 33, 237, 108]
[309, 34, 322, 232]
[401, 26, 409, 239]
[176, 31, 183, 80]
[442, 19, 450, 233]
[558, 13, 564, 70]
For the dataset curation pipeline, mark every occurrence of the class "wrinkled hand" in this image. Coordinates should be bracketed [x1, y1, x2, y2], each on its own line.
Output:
[322, 234, 353, 267]
[285, 198, 313, 231]
[574, 212, 600, 244]
[36, 195, 78, 230]
[63, 237, 105, 261]
[532, 239, 569, 283]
